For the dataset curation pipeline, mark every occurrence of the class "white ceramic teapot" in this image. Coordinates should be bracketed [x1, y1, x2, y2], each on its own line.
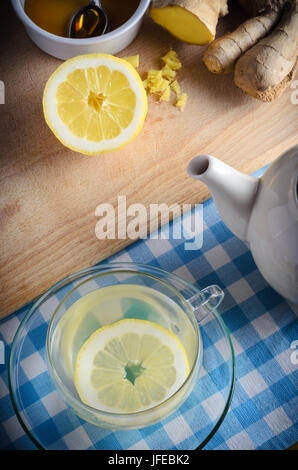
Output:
[187, 146, 298, 305]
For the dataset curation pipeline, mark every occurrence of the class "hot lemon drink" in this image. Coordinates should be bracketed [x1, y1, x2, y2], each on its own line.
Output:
[49, 284, 199, 414]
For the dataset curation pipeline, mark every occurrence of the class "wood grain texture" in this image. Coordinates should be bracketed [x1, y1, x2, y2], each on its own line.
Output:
[288, 442, 298, 450]
[0, 2, 297, 319]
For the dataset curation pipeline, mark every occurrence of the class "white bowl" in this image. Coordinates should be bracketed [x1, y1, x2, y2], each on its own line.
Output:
[11, 0, 151, 60]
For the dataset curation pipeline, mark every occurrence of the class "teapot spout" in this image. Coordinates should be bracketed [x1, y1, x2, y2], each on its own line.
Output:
[187, 155, 260, 242]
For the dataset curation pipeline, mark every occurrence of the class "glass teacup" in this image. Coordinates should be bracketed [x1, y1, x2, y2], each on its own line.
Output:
[46, 262, 224, 429]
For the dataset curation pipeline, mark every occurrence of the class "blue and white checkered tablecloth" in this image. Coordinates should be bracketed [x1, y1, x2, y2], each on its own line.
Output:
[0, 166, 297, 450]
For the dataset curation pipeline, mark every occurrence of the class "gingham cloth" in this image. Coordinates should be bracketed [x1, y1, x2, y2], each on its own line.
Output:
[0, 166, 297, 450]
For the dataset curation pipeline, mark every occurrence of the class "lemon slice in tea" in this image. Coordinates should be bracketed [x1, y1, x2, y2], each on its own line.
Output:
[43, 54, 147, 155]
[75, 319, 190, 412]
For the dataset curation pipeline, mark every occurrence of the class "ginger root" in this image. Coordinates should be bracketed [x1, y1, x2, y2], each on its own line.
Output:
[203, 0, 298, 101]
[203, 10, 279, 74]
[150, 0, 229, 45]
[235, 0, 298, 101]
[237, 0, 286, 16]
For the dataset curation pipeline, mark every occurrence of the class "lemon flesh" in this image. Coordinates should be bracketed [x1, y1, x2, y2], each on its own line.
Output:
[43, 54, 147, 155]
[75, 319, 190, 413]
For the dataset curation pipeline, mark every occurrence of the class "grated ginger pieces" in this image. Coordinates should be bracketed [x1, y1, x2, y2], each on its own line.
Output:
[159, 86, 171, 102]
[121, 54, 186, 110]
[122, 55, 139, 68]
[143, 50, 187, 111]
[161, 50, 182, 71]
[161, 64, 176, 81]
[175, 93, 187, 111]
[145, 69, 170, 94]
[170, 79, 181, 96]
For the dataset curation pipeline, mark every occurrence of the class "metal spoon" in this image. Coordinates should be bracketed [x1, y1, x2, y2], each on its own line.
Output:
[68, 0, 108, 39]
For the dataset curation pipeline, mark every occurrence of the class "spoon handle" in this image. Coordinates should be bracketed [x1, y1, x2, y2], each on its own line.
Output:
[90, 0, 102, 7]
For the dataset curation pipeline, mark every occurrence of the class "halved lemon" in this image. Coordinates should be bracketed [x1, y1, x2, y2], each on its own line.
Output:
[75, 319, 190, 413]
[43, 54, 147, 155]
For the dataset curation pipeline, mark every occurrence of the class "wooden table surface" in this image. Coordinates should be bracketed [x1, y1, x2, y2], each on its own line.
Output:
[0, 2, 297, 319]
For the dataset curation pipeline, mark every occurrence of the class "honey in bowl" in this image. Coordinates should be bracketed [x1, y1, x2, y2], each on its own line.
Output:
[24, 0, 141, 38]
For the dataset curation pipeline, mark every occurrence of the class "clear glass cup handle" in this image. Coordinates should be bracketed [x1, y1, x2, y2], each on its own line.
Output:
[187, 285, 224, 324]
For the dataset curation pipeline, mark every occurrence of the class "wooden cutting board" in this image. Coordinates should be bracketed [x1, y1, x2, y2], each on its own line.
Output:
[0, 2, 297, 319]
